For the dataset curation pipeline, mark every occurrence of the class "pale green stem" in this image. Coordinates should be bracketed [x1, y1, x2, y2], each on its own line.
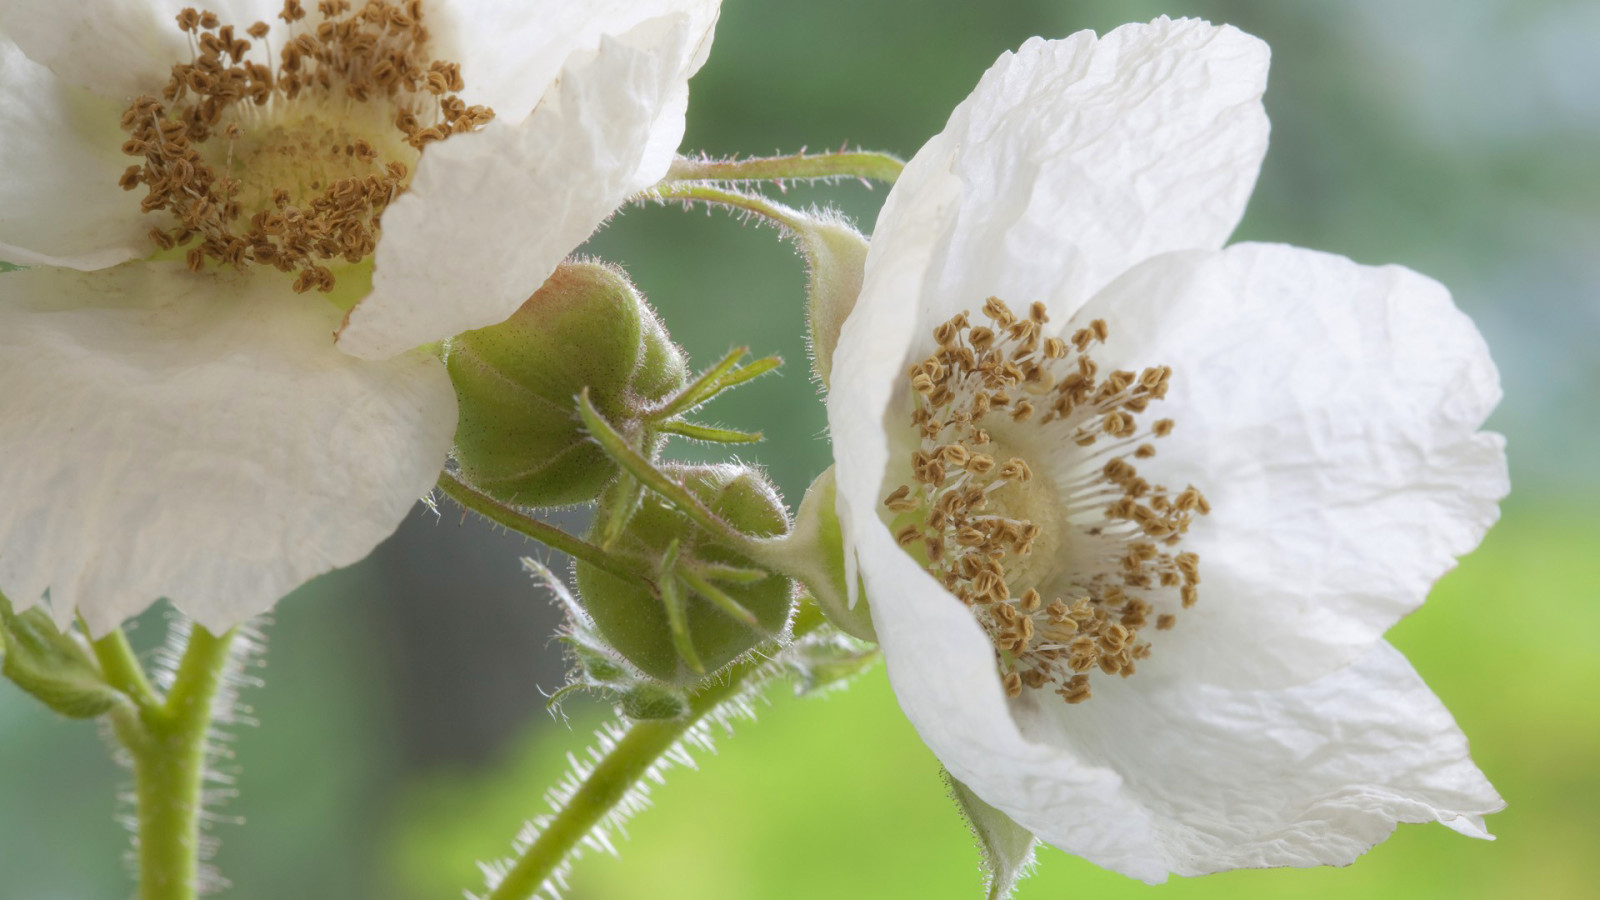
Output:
[666, 150, 904, 184]
[651, 182, 813, 232]
[484, 612, 823, 900]
[90, 625, 160, 711]
[436, 472, 650, 586]
[124, 625, 236, 900]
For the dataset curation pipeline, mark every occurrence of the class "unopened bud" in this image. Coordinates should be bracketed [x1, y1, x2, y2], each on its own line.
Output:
[445, 262, 687, 506]
[576, 465, 795, 684]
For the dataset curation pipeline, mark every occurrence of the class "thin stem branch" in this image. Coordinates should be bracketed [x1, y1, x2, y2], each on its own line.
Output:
[129, 625, 235, 900]
[90, 626, 160, 710]
[436, 472, 649, 586]
[483, 612, 824, 900]
[666, 150, 904, 185]
[650, 182, 813, 232]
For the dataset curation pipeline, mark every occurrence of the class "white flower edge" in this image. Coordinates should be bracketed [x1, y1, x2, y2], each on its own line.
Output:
[337, 6, 719, 359]
[828, 18, 1505, 880]
[0, 263, 457, 636]
[0, 1, 721, 362]
[0, 34, 151, 269]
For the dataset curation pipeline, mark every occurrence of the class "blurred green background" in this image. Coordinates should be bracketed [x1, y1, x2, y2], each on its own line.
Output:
[3, 0, 1597, 897]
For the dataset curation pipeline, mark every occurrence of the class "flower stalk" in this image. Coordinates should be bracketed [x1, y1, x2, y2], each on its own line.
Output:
[483, 610, 824, 900]
[666, 150, 904, 184]
[436, 471, 650, 586]
[109, 625, 236, 900]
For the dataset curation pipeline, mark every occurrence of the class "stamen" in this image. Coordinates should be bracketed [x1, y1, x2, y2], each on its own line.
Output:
[118, 2, 495, 291]
[882, 300, 1209, 706]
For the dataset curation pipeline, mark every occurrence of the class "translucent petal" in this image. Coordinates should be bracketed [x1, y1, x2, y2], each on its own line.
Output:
[1013, 640, 1501, 878]
[338, 12, 711, 359]
[0, 35, 149, 269]
[438, 0, 719, 123]
[0, 0, 278, 98]
[1077, 243, 1506, 688]
[0, 263, 456, 635]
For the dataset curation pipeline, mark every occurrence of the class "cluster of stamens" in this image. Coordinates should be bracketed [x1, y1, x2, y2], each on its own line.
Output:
[884, 298, 1209, 706]
[117, 1, 494, 291]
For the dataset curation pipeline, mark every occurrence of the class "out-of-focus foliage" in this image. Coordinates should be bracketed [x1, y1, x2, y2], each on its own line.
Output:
[2, 1, 1595, 897]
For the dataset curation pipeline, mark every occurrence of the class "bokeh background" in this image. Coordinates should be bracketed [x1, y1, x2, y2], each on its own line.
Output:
[3, 0, 1597, 897]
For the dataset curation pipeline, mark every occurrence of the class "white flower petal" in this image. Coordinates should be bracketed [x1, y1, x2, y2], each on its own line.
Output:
[436, 0, 719, 123]
[1077, 243, 1506, 688]
[832, 17, 1270, 534]
[337, 11, 714, 359]
[0, 1, 277, 99]
[861, 18, 1268, 339]
[0, 263, 457, 635]
[0, 35, 150, 270]
[1012, 640, 1501, 879]
[852, 510, 1167, 882]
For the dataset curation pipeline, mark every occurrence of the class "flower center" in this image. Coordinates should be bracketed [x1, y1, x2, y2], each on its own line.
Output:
[884, 298, 1209, 706]
[116, 1, 494, 292]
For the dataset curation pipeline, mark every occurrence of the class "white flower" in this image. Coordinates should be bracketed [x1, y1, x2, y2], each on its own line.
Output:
[827, 18, 1506, 882]
[0, 0, 720, 635]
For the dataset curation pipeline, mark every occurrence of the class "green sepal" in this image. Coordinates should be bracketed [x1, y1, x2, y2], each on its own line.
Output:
[944, 770, 1038, 900]
[618, 683, 689, 720]
[783, 632, 878, 696]
[0, 594, 122, 719]
[792, 467, 875, 641]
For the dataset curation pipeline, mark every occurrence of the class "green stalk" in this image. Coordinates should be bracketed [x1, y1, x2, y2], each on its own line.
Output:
[90, 626, 159, 711]
[436, 471, 650, 586]
[484, 612, 823, 900]
[124, 625, 236, 900]
[651, 182, 814, 232]
[666, 150, 904, 184]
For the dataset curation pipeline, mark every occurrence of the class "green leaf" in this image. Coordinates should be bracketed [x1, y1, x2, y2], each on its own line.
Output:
[0, 593, 122, 719]
[944, 770, 1038, 900]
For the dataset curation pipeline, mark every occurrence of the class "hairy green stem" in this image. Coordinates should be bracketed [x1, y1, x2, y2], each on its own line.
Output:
[484, 613, 823, 900]
[436, 472, 649, 586]
[125, 625, 236, 900]
[651, 182, 813, 232]
[666, 150, 904, 184]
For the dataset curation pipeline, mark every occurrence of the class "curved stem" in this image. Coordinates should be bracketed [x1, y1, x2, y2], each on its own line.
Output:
[436, 472, 649, 586]
[485, 613, 824, 900]
[128, 625, 235, 900]
[666, 150, 903, 185]
[91, 625, 160, 710]
[651, 182, 814, 232]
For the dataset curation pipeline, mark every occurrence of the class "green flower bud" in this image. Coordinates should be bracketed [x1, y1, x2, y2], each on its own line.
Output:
[445, 262, 688, 506]
[577, 465, 794, 684]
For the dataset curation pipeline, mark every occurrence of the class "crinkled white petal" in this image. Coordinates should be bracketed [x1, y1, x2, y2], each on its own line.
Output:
[0, 35, 150, 270]
[831, 17, 1270, 553]
[336, 11, 713, 360]
[0, 0, 278, 99]
[852, 504, 1165, 881]
[0, 263, 457, 636]
[1075, 243, 1506, 689]
[1011, 640, 1501, 880]
[865, 18, 1268, 339]
[857, 509, 1500, 881]
[435, 0, 719, 123]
